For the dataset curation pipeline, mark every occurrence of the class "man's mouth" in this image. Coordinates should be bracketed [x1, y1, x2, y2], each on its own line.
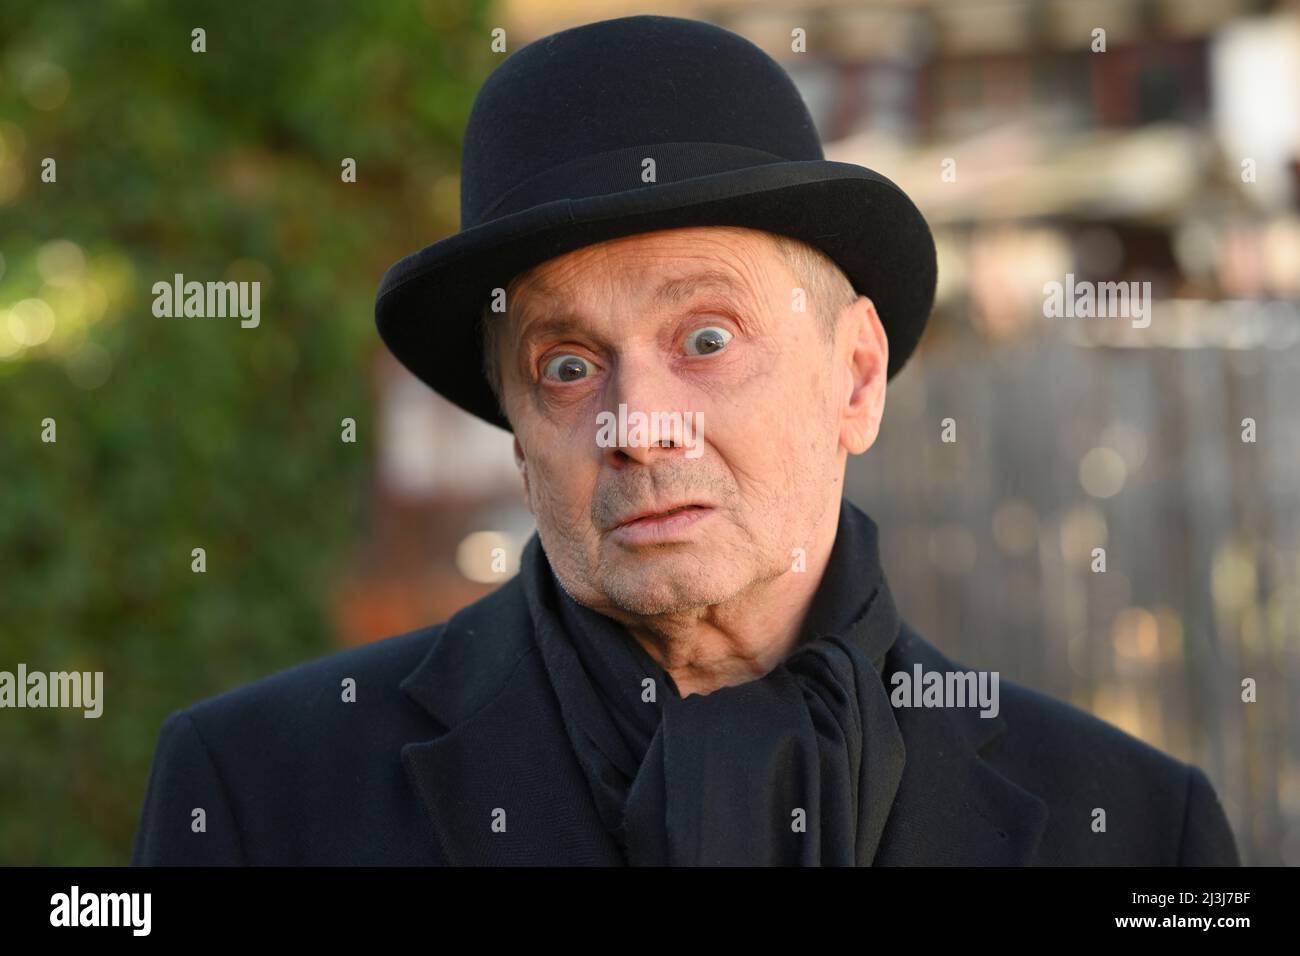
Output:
[610, 503, 715, 544]
[616, 503, 708, 528]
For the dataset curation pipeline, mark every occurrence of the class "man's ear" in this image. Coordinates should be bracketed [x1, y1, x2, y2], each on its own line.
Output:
[513, 435, 532, 506]
[839, 296, 889, 456]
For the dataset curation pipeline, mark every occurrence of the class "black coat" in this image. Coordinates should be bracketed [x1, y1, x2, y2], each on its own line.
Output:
[130, 569, 1240, 866]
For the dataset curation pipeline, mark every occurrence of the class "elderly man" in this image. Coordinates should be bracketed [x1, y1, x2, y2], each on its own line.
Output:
[131, 15, 1238, 866]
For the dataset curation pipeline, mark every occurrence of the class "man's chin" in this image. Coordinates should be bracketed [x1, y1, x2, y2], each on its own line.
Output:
[598, 553, 740, 617]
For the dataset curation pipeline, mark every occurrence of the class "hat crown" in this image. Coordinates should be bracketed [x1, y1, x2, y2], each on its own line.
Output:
[460, 15, 824, 229]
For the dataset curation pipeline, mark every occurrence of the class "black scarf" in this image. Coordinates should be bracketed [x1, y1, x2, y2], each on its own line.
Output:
[521, 497, 906, 865]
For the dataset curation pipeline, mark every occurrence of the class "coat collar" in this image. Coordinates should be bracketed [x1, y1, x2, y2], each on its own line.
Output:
[872, 623, 1049, 865]
[399, 535, 1047, 866]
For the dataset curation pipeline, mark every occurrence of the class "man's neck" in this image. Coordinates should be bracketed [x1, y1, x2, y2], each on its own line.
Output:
[606, 498, 842, 698]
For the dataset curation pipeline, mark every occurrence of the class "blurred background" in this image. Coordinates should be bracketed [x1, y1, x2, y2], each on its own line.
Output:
[1, 0, 1297, 865]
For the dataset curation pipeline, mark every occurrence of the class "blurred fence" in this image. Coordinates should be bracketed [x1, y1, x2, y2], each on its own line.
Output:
[853, 322, 1300, 865]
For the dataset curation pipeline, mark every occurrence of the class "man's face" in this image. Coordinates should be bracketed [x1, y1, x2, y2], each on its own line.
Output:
[498, 225, 886, 619]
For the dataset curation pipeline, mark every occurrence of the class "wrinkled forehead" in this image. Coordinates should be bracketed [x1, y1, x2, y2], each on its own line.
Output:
[507, 227, 782, 318]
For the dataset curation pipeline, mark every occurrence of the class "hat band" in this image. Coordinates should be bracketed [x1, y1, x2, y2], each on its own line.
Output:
[476, 141, 792, 223]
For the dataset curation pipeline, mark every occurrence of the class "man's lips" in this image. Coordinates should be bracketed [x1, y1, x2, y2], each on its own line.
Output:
[608, 503, 716, 545]
[613, 503, 709, 529]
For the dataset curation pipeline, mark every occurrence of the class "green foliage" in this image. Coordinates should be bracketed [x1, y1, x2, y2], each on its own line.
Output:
[0, 0, 492, 863]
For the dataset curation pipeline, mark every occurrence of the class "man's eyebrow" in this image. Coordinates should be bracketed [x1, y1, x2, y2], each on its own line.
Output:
[515, 269, 751, 346]
[522, 269, 748, 319]
[516, 314, 587, 349]
[649, 269, 750, 305]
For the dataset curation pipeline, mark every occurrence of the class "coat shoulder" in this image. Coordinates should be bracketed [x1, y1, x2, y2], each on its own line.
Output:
[180, 621, 446, 731]
[891, 622, 1239, 865]
[166, 574, 532, 761]
[132, 617, 471, 865]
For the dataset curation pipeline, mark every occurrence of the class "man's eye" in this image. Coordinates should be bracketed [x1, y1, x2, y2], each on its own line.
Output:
[542, 354, 594, 382]
[683, 326, 732, 356]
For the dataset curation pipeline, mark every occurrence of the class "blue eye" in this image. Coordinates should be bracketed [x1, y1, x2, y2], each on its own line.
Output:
[684, 326, 732, 356]
[542, 354, 594, 382]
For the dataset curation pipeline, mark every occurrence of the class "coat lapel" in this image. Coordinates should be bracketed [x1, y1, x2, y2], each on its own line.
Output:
[873, 623, 1049, 865]
[398, 575, 624, 865]
[398, 572, 1049, 866]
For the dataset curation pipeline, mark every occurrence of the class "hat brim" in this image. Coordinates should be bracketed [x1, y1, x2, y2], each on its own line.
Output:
[375, 160, 936, 433]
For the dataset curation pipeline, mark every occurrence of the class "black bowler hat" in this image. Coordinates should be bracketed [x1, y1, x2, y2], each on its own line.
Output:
[375, 14, 937, 433]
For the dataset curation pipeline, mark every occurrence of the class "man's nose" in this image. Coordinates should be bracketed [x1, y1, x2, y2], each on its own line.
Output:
[598, 355, 694, 467]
